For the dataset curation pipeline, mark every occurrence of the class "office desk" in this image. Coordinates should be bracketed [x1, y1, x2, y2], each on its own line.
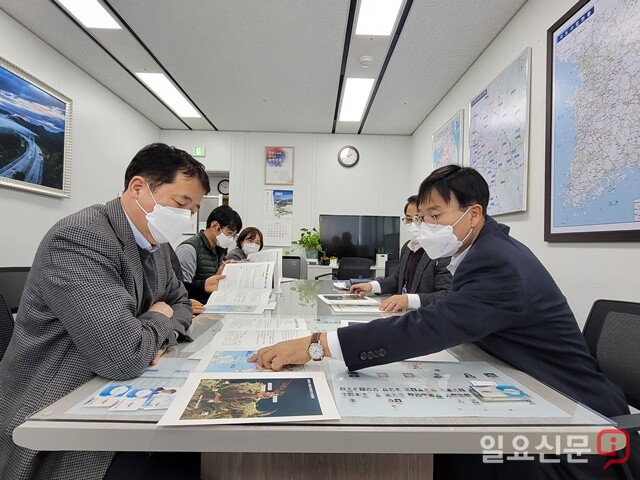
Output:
[14, 281, 615, 480]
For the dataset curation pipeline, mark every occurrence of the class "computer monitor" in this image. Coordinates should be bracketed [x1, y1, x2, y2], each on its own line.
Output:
[319, 215, 400, 261]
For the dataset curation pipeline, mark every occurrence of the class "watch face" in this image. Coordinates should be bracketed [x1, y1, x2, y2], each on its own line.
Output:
[308, 342, 324, 361]
[217, 179, 229, 195]
[338, 146, 359, 168]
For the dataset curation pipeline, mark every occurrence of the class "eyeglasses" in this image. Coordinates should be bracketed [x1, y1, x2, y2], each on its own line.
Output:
[403, 208, 466, 228]
[222, 226, 238, 240]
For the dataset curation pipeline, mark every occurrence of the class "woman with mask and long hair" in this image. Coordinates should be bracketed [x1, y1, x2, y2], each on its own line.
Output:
[224, 226, 264, 261]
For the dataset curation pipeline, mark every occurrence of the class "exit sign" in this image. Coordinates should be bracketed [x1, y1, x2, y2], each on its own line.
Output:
[192, 146, 206, 157]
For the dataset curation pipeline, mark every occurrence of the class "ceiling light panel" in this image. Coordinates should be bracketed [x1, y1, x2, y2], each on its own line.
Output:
[135, 73, 201, 118]
[355, 0, 403, 36]
[339, 77, 375, 122]
[57, 0, 121, 29]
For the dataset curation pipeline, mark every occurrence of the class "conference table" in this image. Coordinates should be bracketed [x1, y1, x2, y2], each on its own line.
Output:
[14, 280, 617, 479]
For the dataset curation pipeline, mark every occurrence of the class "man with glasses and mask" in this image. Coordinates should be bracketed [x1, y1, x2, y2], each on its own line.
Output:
[250, 164, 639, 479]
[0, 143, 208, 480]
[349, 195, 452, 312]
[175, 204, 242, 303]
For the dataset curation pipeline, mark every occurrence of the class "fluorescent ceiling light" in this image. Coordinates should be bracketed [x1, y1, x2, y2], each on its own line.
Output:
[136, 73, 201, 118]
[58, 0, 121, 29]
[355, 0, 402, 36]
[339, 77, 375, 122]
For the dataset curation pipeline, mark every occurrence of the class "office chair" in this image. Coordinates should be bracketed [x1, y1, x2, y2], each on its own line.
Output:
[282, 256, 303, 279]
[582, 299, 640, 480]
[0, 266, 30, 314]
[385, 259, 400, 278]
[314, 257, 374, 281]
[0, 293, 14, 362]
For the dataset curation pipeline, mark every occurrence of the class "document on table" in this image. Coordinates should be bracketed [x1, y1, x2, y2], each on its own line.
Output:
[331, 304, 384, 314]
[158, 372, 340, 426]
[189, 328, 310, 359]
[329, 360, 571, 418]
[318, 293, 379, 305]
[193, 349, 322, 374]
[63, 357, 200, 420]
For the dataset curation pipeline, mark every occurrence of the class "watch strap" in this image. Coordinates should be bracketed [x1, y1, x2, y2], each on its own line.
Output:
[310, 332, 321, 345]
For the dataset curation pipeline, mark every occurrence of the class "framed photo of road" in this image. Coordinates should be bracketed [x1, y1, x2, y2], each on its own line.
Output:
[0, 57, 72, 198]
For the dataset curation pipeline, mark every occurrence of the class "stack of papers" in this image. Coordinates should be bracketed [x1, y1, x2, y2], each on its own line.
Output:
[317, 294, 379, 305]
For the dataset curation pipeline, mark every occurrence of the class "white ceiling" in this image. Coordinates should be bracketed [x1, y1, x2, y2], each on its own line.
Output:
[0, 0, 527, 135]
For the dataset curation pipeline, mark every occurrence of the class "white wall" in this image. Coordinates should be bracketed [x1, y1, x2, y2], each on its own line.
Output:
[0, 11, 160, 266]
[161, 130, 412, 255]
[410, 0, 640, 325]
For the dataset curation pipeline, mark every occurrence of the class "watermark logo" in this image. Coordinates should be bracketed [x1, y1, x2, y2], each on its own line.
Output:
[597, 428, 630, 470]
[480, 430, 630, 467]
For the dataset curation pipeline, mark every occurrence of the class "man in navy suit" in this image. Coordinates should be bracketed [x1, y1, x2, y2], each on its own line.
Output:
[252, 165, 638, 479]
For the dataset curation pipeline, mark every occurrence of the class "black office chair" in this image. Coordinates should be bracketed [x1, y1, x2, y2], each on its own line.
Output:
[282, 255, 304, 279]
[0, 293, 14, 362]
[582, 299, 640, 480]
[0, 266, 30, 314]
[314, 257, 374, 281]
[385, 259, 400, 278]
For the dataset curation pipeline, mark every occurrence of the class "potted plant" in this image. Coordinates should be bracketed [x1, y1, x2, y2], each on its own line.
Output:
[375, 246, 390, 267]
[291, 227, 322, 260]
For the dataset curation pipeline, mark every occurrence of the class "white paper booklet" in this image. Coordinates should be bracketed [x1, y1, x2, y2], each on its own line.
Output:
[205, 261, 275, 313]
[317, 293, 379, 305]
[248, 248, 282, 292]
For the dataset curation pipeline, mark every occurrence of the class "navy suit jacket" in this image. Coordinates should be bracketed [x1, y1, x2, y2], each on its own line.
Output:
[337, 217, 629, 418]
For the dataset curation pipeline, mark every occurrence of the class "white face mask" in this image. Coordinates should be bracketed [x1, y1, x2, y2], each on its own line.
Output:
[417, 207, 473, 259]
[136, 184, 192, 244]
[242, 242, 261, 255]
[215, 228, 236, 249]
[404, 222, 422, 252]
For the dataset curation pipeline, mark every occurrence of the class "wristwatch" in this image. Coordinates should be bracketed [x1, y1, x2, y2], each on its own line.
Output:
[308, 332, 324, 361]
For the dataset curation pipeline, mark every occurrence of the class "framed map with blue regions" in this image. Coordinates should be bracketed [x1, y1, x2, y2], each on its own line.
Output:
[545, 0, 640, 241]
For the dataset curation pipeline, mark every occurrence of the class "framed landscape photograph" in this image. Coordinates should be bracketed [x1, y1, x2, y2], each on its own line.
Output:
[265, 146, 294, 185]
[0, 57, 72, 198]
[544, 0, 640, 242]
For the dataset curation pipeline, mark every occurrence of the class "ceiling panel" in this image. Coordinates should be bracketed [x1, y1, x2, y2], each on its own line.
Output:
[0, 0, 528, 134]
[0, 0, 187, 130]
[110, 0, 349, 133]
[362, 0, 527, 135]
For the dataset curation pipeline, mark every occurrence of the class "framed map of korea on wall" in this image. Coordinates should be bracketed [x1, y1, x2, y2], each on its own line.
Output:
[545, 0, 640, 241]
[0, 57, 72, 198]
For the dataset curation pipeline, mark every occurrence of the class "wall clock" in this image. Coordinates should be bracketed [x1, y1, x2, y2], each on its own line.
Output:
[217, 179, 229, 195]
[338, 146, 359, 168]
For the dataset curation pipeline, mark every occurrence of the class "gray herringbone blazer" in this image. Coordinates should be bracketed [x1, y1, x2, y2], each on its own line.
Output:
[0, 198, 192, 480]
[376, 241, 452, 306]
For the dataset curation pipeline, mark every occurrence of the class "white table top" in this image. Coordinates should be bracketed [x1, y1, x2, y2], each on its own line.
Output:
[14, 281, 614, 454]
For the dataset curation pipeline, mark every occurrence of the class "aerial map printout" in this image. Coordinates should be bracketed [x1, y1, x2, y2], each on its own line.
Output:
[550, 0, 640, 235]
[432, 110, 463, 169]
[469, 48, 530, 215]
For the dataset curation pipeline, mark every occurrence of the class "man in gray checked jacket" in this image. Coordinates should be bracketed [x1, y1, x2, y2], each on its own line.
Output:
[0, 143, 210, 480]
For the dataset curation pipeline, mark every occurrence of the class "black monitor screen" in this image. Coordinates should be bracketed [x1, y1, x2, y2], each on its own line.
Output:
[319, 215, 400, 261]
